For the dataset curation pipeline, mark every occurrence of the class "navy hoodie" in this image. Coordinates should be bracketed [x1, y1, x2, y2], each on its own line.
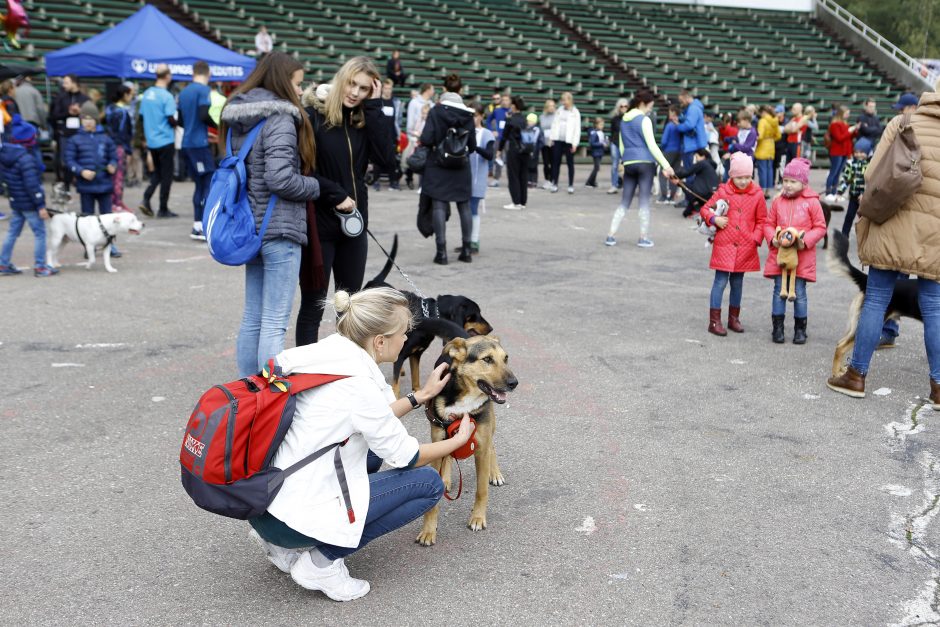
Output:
[0, 143, 45, 211]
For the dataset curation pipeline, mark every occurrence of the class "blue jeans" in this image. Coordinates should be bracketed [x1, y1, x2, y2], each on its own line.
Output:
[236, 238, 301, 377]
[182, 147, 216, 222]
[756, 159, 774, 191]
[249, 466, 444, 559]
[825, 156, 846, 195]
[80, 192, 112, 215]
[609, 143, 621, 188]
[470, 196, 481, 216]
[710, 271, 744, 309]
[0, 210, 45, 267]
[772, 275, 808, 317]
[850, 269, 940, 380]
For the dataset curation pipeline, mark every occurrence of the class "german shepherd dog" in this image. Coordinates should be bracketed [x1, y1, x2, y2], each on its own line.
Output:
[416, 336, 518, 546]
[364, 235, 494, 396]
[827, 230, 921, 376]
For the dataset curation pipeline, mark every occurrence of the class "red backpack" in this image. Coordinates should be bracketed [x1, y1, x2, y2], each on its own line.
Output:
[180, 359, 351, 520]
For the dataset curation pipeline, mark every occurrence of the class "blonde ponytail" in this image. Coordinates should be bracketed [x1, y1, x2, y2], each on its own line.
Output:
[329, 288, 412, 349]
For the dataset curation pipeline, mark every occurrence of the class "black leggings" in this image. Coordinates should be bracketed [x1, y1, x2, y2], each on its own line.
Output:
[295, 233, 368, 346]
[551, 141, 575, 186]
[540, 144, 553, 181]
[144, 144, 175, 213]
[432, 199, 471, 247]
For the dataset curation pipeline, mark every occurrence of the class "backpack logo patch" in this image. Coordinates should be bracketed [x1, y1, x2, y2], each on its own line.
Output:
[184, 433, 205, 457]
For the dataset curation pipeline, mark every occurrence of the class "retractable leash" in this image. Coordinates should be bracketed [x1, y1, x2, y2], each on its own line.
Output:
[365, 228, 434, 318]
[674, 179, 711, 205]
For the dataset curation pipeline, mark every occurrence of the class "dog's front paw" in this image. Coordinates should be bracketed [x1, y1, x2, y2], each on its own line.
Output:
[468, 514, 487, 531]
[488, 470, 505, 486]
[106, 267, 118, 273]
[415, 528, 437, 547]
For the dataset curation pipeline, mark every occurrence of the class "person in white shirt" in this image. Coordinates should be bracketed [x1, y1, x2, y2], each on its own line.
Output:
[254, 25, 273, 58]
[548, 91, 581, 194]
[248, 287, 474, 602]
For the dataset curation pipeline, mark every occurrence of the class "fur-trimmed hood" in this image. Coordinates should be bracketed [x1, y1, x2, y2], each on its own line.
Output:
[300, 83, 328, 113]
[221, 87, 301, 132]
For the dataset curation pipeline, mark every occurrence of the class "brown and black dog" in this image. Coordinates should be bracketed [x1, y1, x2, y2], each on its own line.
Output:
[416, 335, 518, 546]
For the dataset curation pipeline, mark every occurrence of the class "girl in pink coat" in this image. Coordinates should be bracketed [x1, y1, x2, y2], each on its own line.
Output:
[763, 157, 827, 344]
[700, 153, 767, 336]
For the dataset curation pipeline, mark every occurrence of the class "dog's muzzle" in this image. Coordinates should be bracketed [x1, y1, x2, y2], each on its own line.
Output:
[477, 377, 517, 404]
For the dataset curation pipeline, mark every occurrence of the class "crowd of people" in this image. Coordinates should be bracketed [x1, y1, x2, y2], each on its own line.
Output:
[1, 43, 939, 602]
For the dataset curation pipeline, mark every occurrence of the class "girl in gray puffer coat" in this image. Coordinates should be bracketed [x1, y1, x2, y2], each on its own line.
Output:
[220, 52, 321, 377]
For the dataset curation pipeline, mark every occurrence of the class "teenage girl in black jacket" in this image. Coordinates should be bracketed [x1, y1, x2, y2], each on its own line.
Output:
[296, 57, 396, 346]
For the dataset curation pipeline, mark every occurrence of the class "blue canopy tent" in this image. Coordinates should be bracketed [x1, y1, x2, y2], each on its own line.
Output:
[44, 5, 255, 81]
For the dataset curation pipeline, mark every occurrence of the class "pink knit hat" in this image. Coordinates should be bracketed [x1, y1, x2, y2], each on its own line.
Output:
[782, 157, 811, 185]
[728, 152, 753, 179]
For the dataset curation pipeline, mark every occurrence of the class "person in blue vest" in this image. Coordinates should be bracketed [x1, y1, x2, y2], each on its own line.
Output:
[139, 64, 179, 219]
[178, 61, 218, 240]
[675, 89, 708, 171]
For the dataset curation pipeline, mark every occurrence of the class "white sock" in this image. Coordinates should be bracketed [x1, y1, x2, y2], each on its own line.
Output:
[471, 215, 480, 243]
[193, 221, 201, 231]
[308, 547, 332, 568]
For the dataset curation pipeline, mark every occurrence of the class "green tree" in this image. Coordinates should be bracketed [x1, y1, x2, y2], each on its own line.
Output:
[836, 0, 940, 58]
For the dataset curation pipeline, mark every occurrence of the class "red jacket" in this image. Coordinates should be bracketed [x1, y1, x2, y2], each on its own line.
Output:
[763, 187, 827, 281]
[827, 120, 855, 157]
[700, 181, 766, 273]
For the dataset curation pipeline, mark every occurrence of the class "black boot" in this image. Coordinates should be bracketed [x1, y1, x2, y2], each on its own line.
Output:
[433, 244, 448, 265]
[458, 242, 472, 263]
[793, 317, 807, 345]
[771, 315, 785, 344]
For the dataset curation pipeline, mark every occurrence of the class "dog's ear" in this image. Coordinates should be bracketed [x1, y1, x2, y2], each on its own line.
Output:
[445, 337, 468, 362]
[488, 335, 500, 344]
[774, 226, 782, 235]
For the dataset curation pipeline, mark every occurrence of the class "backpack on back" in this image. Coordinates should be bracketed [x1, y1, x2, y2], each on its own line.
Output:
[859, 111, 921, 225]
[180, 359, 353, 520]
[519, 127, 538, 156]
[203, 120, 278, 266]
[436, 126, 470, 168]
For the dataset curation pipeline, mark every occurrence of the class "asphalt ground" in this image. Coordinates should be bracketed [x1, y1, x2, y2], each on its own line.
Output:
[1, 168, 938, 625]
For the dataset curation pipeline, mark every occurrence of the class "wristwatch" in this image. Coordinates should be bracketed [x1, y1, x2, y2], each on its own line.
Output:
[406, 392, 420, 409]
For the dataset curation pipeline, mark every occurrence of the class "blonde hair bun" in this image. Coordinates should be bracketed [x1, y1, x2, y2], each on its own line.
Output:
[334, 290, 352, 314]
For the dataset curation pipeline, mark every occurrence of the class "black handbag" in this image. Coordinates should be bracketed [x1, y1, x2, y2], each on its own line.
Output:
[406, 145, 429, 173]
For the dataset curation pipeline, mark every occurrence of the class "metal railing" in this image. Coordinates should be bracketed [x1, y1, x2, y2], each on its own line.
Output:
[816, 0, 938, 90]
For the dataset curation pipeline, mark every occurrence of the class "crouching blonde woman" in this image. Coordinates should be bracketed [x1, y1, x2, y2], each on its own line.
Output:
[248, 287, 474, 601]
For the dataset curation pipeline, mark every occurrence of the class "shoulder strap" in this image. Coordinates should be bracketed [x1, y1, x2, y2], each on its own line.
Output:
[236, 119, 268, 162]
[281, 440, 344, 479]
[286, 372, 348, 395]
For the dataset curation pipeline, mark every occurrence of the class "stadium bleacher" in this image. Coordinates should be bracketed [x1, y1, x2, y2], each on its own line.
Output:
[10, 0, 906, 126]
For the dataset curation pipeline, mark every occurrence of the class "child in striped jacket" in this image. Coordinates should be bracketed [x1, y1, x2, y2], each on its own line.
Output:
[838, 138, 871, 236]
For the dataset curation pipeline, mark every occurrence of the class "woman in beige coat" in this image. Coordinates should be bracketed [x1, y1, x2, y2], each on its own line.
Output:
[828, 91, 940, 406]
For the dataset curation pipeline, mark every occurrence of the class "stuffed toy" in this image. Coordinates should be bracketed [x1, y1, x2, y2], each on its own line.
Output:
[774, 226, 804, 301]
[1, 0, 29, 50]
[698, 199, 728, 243]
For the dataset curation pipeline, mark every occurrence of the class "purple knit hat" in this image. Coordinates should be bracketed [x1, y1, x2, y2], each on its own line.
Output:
[782, 157, 811, 185]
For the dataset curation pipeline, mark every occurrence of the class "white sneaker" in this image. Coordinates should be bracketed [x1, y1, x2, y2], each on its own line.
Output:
[249, 528, 302, 574]
[567, 186, 574, 194]
[606, 186, 619, 194]
[541, 181, 553, 190]
[290, 551, 371, 601]
[503, 204, 522, 211]
[835, 195, 846, 203]
[549, 184, 559, 193]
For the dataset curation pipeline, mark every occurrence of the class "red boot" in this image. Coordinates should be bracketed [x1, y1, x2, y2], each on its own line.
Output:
[727, 306, 744, 333]
[709, 308, 727, 336]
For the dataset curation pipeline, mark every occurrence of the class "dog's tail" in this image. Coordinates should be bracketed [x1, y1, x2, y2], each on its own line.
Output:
[365, 234, 398, 288]
[826, 229, 867, 292]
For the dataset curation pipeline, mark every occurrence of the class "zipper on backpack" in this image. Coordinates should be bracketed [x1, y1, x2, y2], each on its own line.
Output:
[215, 385, 239, 484]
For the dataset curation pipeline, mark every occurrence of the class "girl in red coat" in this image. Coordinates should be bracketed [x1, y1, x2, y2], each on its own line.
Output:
[764, 158, 827, 344]
[824, 105, 857, 200]
[700, 152, 767, 336]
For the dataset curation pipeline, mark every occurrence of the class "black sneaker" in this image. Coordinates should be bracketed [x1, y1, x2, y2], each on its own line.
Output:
[156, 210, 179, 218]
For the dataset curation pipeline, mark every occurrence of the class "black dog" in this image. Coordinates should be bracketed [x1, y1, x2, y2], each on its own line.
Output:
[827, 229, 921, 376]
[365, 235, 494, 396]
[818, 200, 842, 249]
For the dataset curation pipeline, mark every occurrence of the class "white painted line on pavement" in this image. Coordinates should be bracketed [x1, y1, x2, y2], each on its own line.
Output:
[874, 387, 892, 396]
[51, 363, 84, 368]
[575, 516, 596, 535]
[75, 343, 129, 349]
[166, 255, 208, 263]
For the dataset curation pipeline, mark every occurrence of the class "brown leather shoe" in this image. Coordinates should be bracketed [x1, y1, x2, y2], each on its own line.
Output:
[708, 308, 727, 336]
[827, 366, 866, 398]
[930, 379, 940, 410]
[727, 306, 744, 333]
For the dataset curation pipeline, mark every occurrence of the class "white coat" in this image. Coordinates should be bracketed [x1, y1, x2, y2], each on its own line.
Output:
[549, 105, 582, 148]
[266, 334, 420, 548]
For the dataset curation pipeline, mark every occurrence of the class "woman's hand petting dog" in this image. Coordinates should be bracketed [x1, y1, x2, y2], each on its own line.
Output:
[417, 363, 451, 405]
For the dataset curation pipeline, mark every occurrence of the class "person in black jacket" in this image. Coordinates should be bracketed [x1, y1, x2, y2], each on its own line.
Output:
[48, 75, 90, 191]
[295, 57, 397, 346]
[671, 149, 720, 217]
[419, 73, 476, 265]
[498, 96, 529, 210]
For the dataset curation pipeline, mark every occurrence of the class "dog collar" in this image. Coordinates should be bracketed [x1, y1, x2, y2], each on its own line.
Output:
[95, 215, 116, 247]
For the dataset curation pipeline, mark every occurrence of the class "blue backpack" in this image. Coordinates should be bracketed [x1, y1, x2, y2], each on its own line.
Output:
[203, 120, 277, 266]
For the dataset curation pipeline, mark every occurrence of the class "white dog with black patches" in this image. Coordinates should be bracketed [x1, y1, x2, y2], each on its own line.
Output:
[46, 212, 144, 273]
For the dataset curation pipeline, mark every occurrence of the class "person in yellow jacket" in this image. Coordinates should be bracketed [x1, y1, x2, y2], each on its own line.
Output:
[754, 105, 781, 197]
